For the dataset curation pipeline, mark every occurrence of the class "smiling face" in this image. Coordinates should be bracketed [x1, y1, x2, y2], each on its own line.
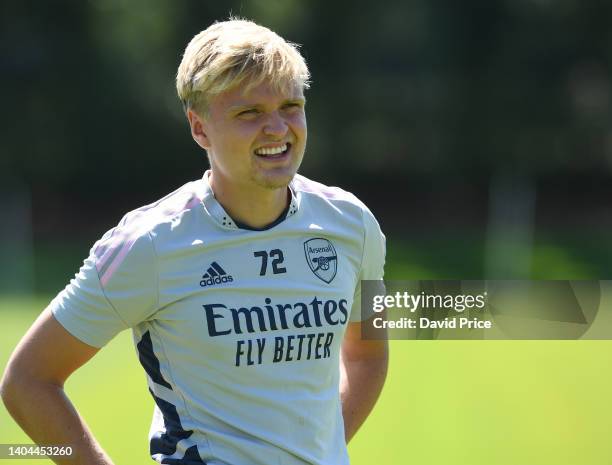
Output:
[188, 80, 307, 193]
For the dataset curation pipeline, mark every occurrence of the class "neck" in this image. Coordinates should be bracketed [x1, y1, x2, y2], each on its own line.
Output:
[209, 172, 290, 229]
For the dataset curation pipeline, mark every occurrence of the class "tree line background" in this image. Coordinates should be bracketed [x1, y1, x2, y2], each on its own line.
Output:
[2, 0, 612, 293]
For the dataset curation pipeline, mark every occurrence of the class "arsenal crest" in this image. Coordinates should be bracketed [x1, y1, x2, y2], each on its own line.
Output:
[304, 238, 338, 283]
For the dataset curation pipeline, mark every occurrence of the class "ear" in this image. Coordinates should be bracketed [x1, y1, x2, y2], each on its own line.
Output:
[187, 109, 211, 150]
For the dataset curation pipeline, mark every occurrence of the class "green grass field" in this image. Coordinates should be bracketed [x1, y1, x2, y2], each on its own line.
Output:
[2, 296, 612, 465]
[2, 236, 612, 464]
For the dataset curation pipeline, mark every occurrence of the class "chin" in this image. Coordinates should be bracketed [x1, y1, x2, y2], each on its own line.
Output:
[256, 177, 293, 190]
[253, 169, 297, 190]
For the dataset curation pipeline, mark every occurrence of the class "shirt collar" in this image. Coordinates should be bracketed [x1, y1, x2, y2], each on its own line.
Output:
[200, 170, 298, 231]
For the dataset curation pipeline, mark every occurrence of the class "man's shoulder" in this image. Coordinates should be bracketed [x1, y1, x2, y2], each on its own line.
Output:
[291, 174, 369, 212]
[93, 179, 205, 258]
[291, 174, 384, 244]
[120, 180, 204, 232]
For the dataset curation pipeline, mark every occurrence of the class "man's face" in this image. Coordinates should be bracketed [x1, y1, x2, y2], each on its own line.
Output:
[189, 80, 307, 191]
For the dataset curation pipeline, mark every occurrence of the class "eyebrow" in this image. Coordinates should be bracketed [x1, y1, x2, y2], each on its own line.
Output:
[228, 98, 306, 113]
[228, 104, 262, 113]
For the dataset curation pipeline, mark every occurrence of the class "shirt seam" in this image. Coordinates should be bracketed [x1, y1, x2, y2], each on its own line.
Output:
[144, 229, 213, 456]
[94, 230, 159, 329]
[147, 324, 215, 456]
[94, 261, 131, 331]
[358, 206, 367, 281]
[146, 230, 160, 312]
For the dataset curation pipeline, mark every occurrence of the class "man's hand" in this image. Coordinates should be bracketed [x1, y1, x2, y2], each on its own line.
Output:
[0, 308, 114, 465]
[340, 318, 388, 443]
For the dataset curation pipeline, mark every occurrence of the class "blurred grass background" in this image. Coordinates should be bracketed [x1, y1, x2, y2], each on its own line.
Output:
[2, 239, 612, 464]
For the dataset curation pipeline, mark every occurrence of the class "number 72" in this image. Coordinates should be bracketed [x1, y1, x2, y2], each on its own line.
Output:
[253, 249, 287, 275]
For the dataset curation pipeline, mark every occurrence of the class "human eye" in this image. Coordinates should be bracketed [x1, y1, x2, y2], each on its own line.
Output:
[237, 108, 260, 117]
[282, 101, 304, 111]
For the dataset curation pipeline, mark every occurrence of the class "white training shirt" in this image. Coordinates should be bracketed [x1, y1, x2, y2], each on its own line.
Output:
[50, 171, 385, 465]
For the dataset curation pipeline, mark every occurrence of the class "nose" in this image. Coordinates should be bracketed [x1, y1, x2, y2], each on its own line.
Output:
[263, 111, 288, 138]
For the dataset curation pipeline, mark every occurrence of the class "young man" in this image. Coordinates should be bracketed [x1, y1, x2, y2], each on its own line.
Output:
[1, 19, 388, 465]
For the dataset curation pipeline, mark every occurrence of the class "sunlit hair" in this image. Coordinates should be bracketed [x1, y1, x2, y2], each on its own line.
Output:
[176, 19, 310, 115]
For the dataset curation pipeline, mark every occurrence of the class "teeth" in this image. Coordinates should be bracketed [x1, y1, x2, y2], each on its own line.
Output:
[255, 143, 288, 156]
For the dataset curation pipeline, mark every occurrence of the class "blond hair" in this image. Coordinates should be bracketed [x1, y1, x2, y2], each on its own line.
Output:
[176, 19, 310, 115]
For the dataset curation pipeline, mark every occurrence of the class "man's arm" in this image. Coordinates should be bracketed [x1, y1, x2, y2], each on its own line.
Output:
[340, 318, 388, 443]
[0, 308, 114, 465]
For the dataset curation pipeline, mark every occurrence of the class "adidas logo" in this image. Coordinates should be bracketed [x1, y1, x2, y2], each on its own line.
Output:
[200, 261, 234, 287]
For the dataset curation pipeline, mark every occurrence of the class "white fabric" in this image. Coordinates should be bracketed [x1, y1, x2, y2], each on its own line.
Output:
[50, 171, 385, 465]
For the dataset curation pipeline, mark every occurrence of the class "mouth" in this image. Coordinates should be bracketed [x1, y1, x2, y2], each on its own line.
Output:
[254, 142, 291, 160]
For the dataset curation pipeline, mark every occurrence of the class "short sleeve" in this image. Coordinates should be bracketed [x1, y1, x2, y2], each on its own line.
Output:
[349, 208, 386, 323]
[49, 227, 158, 348]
